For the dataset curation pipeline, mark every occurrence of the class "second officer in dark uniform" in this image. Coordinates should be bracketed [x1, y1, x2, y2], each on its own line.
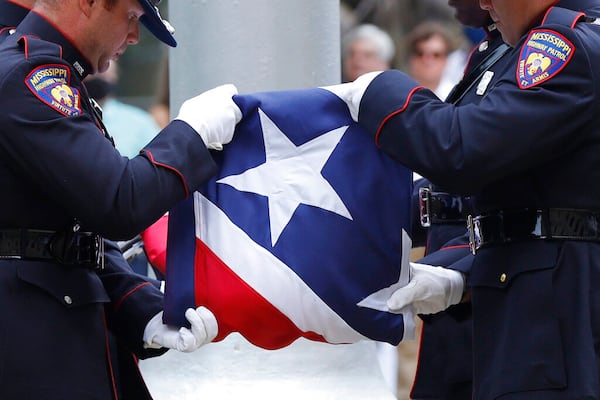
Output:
[331, 0, 600, 398]
[409, 1, 510, 398]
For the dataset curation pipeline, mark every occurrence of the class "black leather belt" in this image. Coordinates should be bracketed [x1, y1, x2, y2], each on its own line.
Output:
[419, 187, 473, 227]
[467, 208, 600, 254]
[0, 226, 104, 270]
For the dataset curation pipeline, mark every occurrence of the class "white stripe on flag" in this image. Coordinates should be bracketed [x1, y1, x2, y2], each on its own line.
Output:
[194, 192, 368, 344]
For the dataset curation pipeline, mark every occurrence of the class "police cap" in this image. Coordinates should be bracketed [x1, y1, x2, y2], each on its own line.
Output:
[139, 0, 177, 47]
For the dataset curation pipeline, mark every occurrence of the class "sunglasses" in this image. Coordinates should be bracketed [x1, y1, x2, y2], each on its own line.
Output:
[413, 50, 448, 59]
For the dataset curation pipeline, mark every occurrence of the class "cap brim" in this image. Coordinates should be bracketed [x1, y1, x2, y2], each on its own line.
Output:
[139, 0, 177, 47]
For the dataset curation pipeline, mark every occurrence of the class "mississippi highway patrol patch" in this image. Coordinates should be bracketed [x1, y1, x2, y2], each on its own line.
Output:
[517, 29, 574, 89]
[25, 64, 82, 117]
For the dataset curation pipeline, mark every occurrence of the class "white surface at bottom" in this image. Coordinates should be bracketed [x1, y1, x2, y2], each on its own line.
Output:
[140, 334, 397, 400]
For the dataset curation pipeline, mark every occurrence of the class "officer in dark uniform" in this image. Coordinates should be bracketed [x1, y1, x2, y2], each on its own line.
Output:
[0, 0, 238, 398]
[410, 1, 600, 399]
[1, 2, 175, 399]
[409, 2, 509, 398]
[332, 0, 600, 398]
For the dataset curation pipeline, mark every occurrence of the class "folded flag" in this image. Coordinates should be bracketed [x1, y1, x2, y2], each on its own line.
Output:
[164, 87, 415, 350]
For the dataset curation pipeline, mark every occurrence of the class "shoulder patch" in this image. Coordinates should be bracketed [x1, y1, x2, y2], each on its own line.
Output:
[517, 29, 574, 89]
[24, 64, 82, 117]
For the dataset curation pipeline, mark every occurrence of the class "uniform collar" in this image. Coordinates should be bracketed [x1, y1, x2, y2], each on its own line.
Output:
[474, 18, 503, 53]
[483, 17, 501, 39]
[0, 0, 30, 28]
[16, 11, 93, 79]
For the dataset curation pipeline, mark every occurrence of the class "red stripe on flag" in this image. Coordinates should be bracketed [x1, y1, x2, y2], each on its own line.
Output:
[193, 239, 327, 350]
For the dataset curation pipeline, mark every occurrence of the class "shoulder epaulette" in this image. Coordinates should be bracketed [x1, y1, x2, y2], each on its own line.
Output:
[541, 6, 586, 29]
[17, 34, 63, 60]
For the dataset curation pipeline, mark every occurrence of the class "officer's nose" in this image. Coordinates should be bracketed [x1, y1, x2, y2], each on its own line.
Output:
[479, 0, 491, 11]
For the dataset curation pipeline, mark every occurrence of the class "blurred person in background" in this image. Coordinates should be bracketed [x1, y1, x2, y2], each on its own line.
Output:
[406, 21, 457, 99]
[85, 60, 161, 159]
[149, 53, 171, 129]
[342, 23, 395, 82]
[341, 0, 457, 68]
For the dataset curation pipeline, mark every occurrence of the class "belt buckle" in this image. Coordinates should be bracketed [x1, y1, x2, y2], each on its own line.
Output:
[419, 187, 432, 228]
[72, 231, 104, 270]
[76, 232, 104, 271]
[50, 227, 104, 270]
[467, 215, 482, 255]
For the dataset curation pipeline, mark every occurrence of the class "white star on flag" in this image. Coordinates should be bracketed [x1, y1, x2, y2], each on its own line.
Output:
[217, 108, 353, 247]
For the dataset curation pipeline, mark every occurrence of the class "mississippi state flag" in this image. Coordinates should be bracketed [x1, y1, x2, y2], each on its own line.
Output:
[164, 87, 415, 349]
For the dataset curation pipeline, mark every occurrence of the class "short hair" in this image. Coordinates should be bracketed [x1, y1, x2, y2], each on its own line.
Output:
[407, 21, 455, 57]
[342, 24, 396, 64]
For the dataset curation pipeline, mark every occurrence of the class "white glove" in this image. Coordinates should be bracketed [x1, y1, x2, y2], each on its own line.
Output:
[387, 262, 465, 315]
[175, 84, 242, 150]
[321, 71, 382, 121]
[143, 306, 218, 352]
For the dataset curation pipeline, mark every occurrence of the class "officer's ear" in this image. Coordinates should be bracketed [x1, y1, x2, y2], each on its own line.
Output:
[79, 0, 96, 18]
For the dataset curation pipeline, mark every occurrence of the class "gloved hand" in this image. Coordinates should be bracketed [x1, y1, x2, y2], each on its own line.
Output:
[175, 84, 242, 150]
[387, 262, 465, 315]
[143, 306, 218, 352]
[321, 71, 382, 121]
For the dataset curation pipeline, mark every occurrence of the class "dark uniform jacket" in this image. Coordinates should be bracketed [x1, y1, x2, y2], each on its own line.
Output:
[358, 4, 600, 400]
[410, 22, 509, 400]
[0, 11, 216, 400]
